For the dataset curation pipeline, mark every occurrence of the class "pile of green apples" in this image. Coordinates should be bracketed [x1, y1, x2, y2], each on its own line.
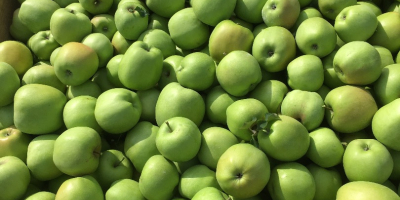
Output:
[2, 0, 400, 199]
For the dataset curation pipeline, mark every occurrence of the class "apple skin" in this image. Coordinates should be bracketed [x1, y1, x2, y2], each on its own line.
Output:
[191, 0, 236, 26]
[0, 103, 14, 130]
[179, 165, 221, 199]
[216, 143, 270, 199]
[343, 139, 393, 184]
[66, 80, 102, 100]
[287, 55, 324, 92]
[307, 163, 342, 200]
[336, 181, 400, 200]
[55, 175, 104, 200]
[0, 156, 31, 200]
[322, 50, 345, 89]
[372, 98, 400, 151]
[192, 187, 229, 200]
[92, 68, 117, 92]
[0, 62, 20, 107]
[27, 30, 61, 61]
[373, 64, 400, 106]
[79, 0, 113, 15]
[324, 85, 378, 133]
[0, 40, 33, 77]
[158, 55, 183, 90]
[368, 12, 400, 53]
[318, 0, 357, 20]
[262, 0, 301, 29]
[65, 2, 92, 17]
[105, 179, 146, 200]
[205, 85, 239, 125]
[147, 13, 169, 33]
[82, 33, 114, 68]
[22, 64, 66, 93]
[111, 31, 133, 55]
[18, 0, 60, 33]
[91, 14, 117, 40]
[114, 1, 149, 40]
[105, 54, 124, 88]
[235, 0, 268, 24]
[290, 7, 322, 33]
[14, 84, 67, 135]
[94, 88, 142, 134]
[375, 46, 395, 69]
[53, 127, 102, 177]
[248, 80, 288, 113]
[145, 0, 184, 18]
[0, 126, 31, 163]
[138, 29, 176, 59]
[25, 191, 56, 200]
[137, 88, 160, 123]
[139, 155, 180, 200]
[9, 8, 34, 43]
[27, 134, 63, 181]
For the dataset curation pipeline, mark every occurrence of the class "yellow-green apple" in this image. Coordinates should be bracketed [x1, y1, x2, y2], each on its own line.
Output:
[22, 64, 66, 93]
[316, 85, 330, 101]
[27, 30, 60, 61]
[139, 155, 180, 200]
[343, 139, 393, 183]
[306, 127, 344, 167]
[0, 40, 33, 77]
[147, 13, 169, 33]
[168, 8, 210, 50]
[307, 163, 342, 200]
[158, 55, 183, 89]
[318, 0, 357, 20]
[114, 1, 149, 40]
[47, 174, 73, 194]
[90, 68, 116, 92]
[368, 12, 400, 53]
[137, 88, 160, 123]
[357, 1, 382, 16]
[337, 181, 400, 200]
[65, 2, 91, 17]
[248, 80, 288, 113]
[375, 46, 395, 69]
[105, 179, 146, 200]
[252, 26, 296, 72]
[82, 33, 113, 68]
[0, 126, 31, 162]
[216, 143, 270, 199]
[290, 7, 322, 33]
[50, 8, 92, 45]
[91, 14, 117, 40]
[268, 162, 316, 200]
[14, 84, 67, 135]
[55, 175, 104, 200]
[105, 54, 124, 88]
[216, 51, 262, 97]
[281, 90, 325, 131]
[9, 9, 34, 43]
[322, 50, 345, 89]
[235, 0, 268, 24]
[209, 20, 253, 63]
[0, 62, 20, 107]
[54, 42, 99, 86]
[118, 41, 163, 90]
[0, 103, 14, 129]
[324, 85, 378, 133]
[79, 0, 113, 15]
[252, 23, 267, 38]
[296, 17, 337, 57]
[0, 156, 31, 200]
[287, 55, 324, 91]
[66, 80, 102, 99]
[191, 0, 236, 26]
[18, 0, 60, 33]
[124, 121, 160, 172]
[262, 0, 300, 29]
[53, 127, 102, 176]
[138, 29, 176, 59]
[192, 187, 229, 200]
[258, 115, 310, 161]
[156, 117, 202, 162]
[179, 165, 220, 199]
[205, 85, 239, 125]
[333, 41, 381, 85]
[27, 134, 62, 181]
[111, 31, 133, 55]
[94, 88, 142, 134]
[174, 157, 201, 175]
[145, 0, 184, 18]
[50, 47, 60, 66]
[25, 191, 56, 200]
[373, 64, 400, 106]
[155, 82, 205, 126]
[176, 52, 216, 91]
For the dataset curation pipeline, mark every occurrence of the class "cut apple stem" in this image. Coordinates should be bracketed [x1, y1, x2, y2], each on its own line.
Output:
[165, 121, 173, 132]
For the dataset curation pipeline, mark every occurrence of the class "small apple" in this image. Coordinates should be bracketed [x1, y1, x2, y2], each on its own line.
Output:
[0, 126, 31, 162]
[55, 175, 104, 200]
[114, 1, 149, 40]
[179, 165, 221, 199]
[22, 63, 66, 93]
[27, 30, 61, 61]
[261, 0, 300, 29]
[0, 40, 33, 77]
[91, 14, 117, 40]
[18, 0, 60, 33]
[82, 33, 114, 68]
[287, 55, 324, 92]
[105, 179, 146, 200]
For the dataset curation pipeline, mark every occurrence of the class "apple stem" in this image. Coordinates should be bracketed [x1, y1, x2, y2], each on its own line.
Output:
[341, 142, 348, 148]
[165, 121, 173, 132]
[322, 105, 332, 110]
[114, 157, 125, 167]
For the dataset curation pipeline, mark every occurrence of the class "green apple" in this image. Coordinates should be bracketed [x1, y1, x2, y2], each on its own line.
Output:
[174, 156, 201, 175]
[197, 127, 239, 170]
[0, 156, 31, 200]
[158, 55, 183, 89]
[66, 80, 102, 99]
[252, 23, 267, 38]
[94, 88, 142, 134]
[209, 20, 254, 63]
[105, 54, 124, 87]
[65, 2, 92, 17]
[205, 85, 239, 125]
[28, 30, 61, 61]
[118, 41, 163, 90]
[307, 163, 342, 200]
[216, 143, 270, 199]
[155, 82, 205, 126]
[290, 7, 322, 33]
[316, 85, 330, 100]
[63, 95, 102, 133]
[0, 40, 33, 77]
[252, 26, 296, 72]
[372, 98, 400, 151]
[0, 62, 20, 107]
[368, 12, 400, 53]
[14, 84, 67, 135]
[318, 0, 357, 20]
[333, 41, 381, 85]
[53, 0, 79, 7]
[334, 5, 378, 42]
[105, 179, 146, 200]
[50, 47, 60, 66]
[91, 14, 117, 40]
[114, 1, 149, 40]
[322, 50, 345, 89]
[79, 0, 113, 15]
[191, 0, 236, 26]
[124, 121, 160, 172]
[54, 42, 99, 86]
[27, 134, 62, 181]
[343, 139, 393, 183]
[287, 55, 324, 91]
[268, 162, 315, 200]
[295, 17, 336, 57]
[156, 116, 201, 162]
[47, 174, 74, 194]
[139, 155, 180, 200]
[216, 51, 262, 97]
[82, 33, 114, 68]
[55, 175, 104, 200]
[22, 63, 66, 93]
[235, 0, 268, 24]
[373, 64, 400, 106]
[111, 31, 133, 55]
[192, 187, 229, 200]
[0, 126, 31, 162]
[53, 127, 102, 176]
[340, 129, 372, 148]
[18, 0, 60, 33]
[179, 165, 221, 199]
[337, 181, 400, 200]
[375, 46, 395, 69]
[262, 0, 300, 29]
[138, 29, 176, 59]
[92, 68, 117, 92]
[324, 85, 378, 133]
[176, 52, 216, 91]
[9, 8, 34, 43]
[147, 13, 169, 33]
[357, 1, 382, 16]
[137, 88, 160, 123]
[248, 80, 288, 113]
[0, 103, 14, 130]
[50, 8, 92, 45]
[168, 7, 210, 50]
[258, 115, 310, 161]
[145, 0, 184, 18]
[306, 127, 344, 168]
[25, 191, 56, 200]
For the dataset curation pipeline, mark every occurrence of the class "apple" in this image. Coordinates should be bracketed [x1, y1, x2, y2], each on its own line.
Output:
[0, 156, 31, 200]
[138, 29, 176, 59]
[290, 7, 322, 33]
[65, 2, 92, 17]
[0, 103, 14, 130]
[179, 165, 221, 199]
[322, 50, 345, 89]
[0, 40, 33, 77]
[111, 31, 133, 55]
[114, 0, 149, 40]
[105, 179, 146, 200]
[287, 55, 324, 91]
[25, 191, 56, 200]
[158, 55, 183, 89]
[357, 1, 382, 16]
[18, 0, 60, 33]
[53, 127, 102, 176]
[92, 67, 117, 92]
[145, 0, 184, 18]
[22, 63, 66, 93]
[307, 163, 342, 200]
[46, 174, 74, 194]
[137, 88, 160, 123]
[191, 0, 236, 26]
[66, 80, 102, 99]
[0, 126, 31, 162]
[192, 187, 229, 200]
[9, 8, 34, 43]
[375, 46, 395, 69]
[0, 62, 20, 107]
[55, 175, 104, 200]
[235, 0, 268, 24]
[336, 181, 400, 200]
[147, 13, 169, 33]
[318, 0, 357, 20]
[373, 64, 400, 106]
[261, 0, 300, 29]
[27, 30, 60, 61]
[82, 33, 114, 68]
[91, 14, 117, 40]
[248, 80, 288, 114]
[368, 12, 400, 53]
[105, 54, 124, 88]
[79, 0, 113, 15]
[54, 0, 79, 7]
[205, 85, 239, 125]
